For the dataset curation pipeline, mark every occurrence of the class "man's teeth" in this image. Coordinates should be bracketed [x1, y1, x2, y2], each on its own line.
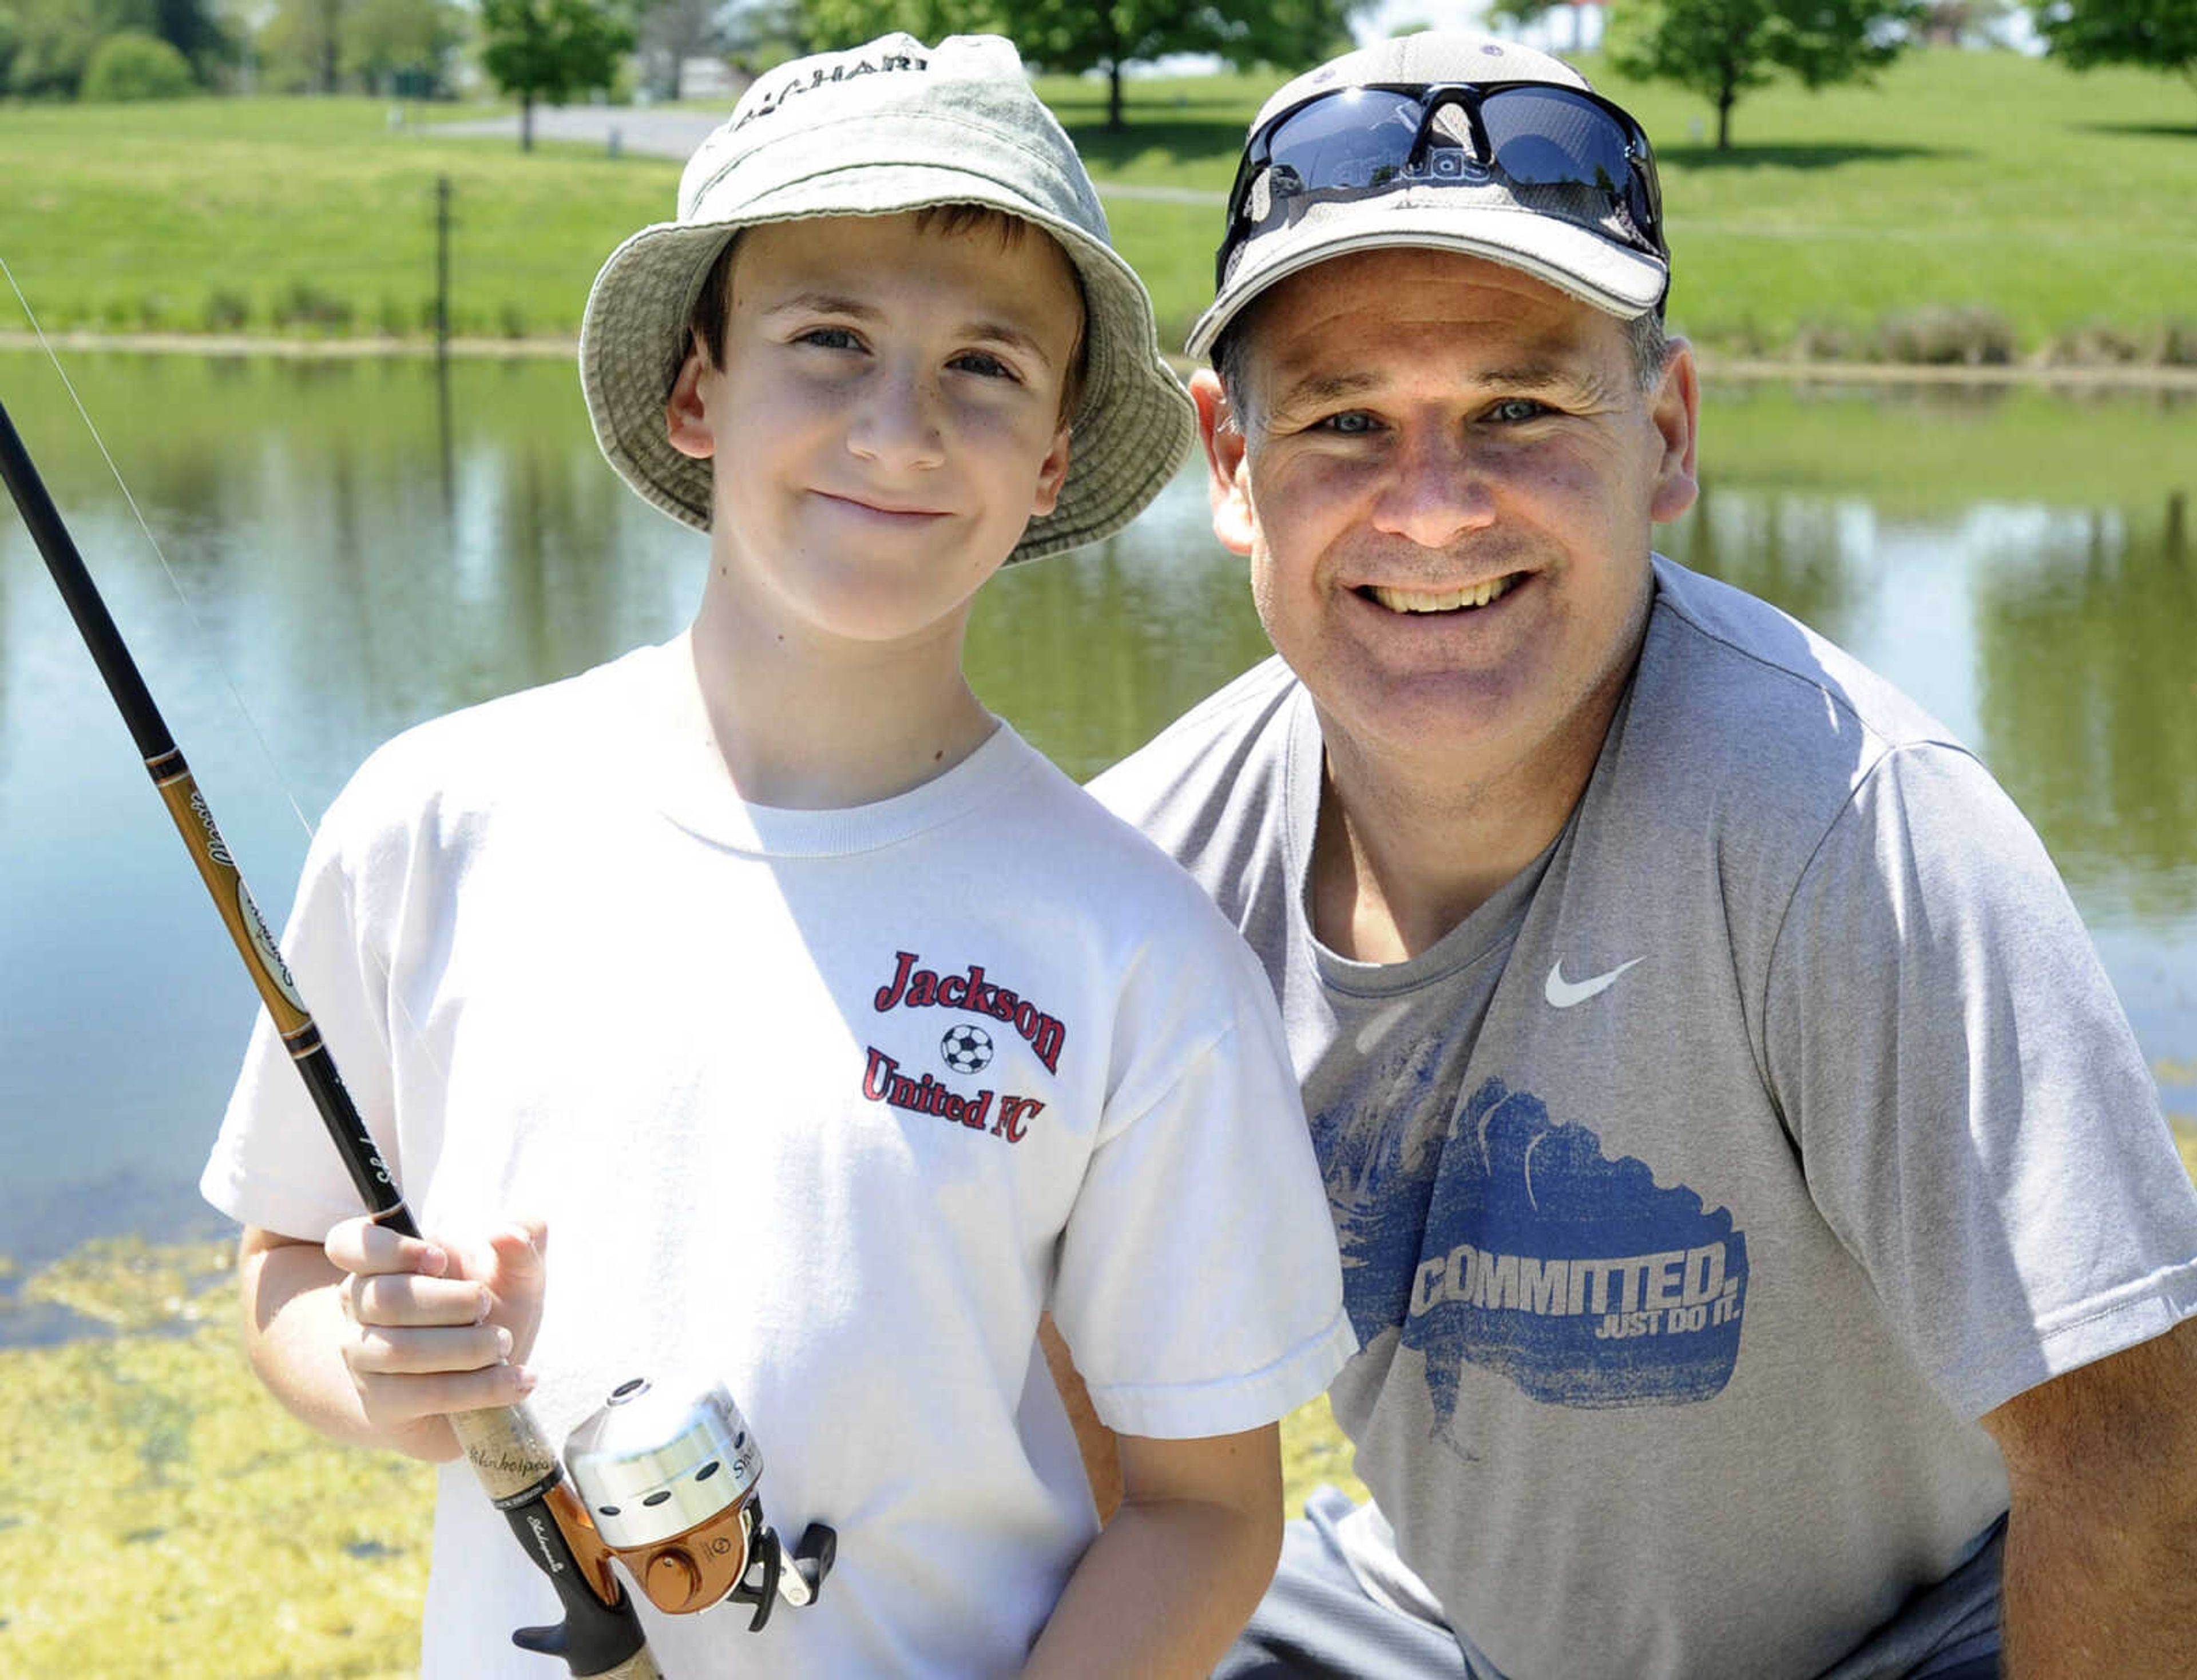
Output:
[1368, 575, 1515, 614]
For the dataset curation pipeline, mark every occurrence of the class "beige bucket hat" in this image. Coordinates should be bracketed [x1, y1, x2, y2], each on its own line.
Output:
[579, 32, 1195, 565]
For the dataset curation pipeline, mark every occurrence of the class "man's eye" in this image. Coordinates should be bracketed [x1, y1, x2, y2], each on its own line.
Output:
[797, 327, 861, 350]
[1488, 397, 1551, 423]
[1317, 411, 1377, 435]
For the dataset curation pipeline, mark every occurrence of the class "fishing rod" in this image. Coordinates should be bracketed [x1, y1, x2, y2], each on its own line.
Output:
[1, 390, 832, 1672]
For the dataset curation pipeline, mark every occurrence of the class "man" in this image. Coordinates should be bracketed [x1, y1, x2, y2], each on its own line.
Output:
[1078, 27, 2197, 1680]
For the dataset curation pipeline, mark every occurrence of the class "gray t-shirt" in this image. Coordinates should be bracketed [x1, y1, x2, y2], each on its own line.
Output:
[1092, 557, 2197, 1680]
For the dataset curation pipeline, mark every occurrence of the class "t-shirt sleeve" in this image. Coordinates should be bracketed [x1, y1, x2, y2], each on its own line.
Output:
[199, 777, 404, 1244]
[1764, 742, 2197, 1420]
[1049, 915, 1355, 1440]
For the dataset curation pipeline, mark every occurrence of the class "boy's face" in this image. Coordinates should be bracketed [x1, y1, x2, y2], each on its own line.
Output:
[666, 212, 1081, 651]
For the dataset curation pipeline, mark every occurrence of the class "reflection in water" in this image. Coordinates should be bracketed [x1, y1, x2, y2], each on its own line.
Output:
[1, 352, 2192, 1265]
[1971, 504, 2195, 919]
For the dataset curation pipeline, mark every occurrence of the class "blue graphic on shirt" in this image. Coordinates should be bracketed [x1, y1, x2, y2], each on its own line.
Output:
[1320, 1076, 1747, 1412]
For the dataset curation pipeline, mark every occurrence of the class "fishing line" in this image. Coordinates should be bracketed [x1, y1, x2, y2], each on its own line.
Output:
[0, 251, 471, 1096]
[2, 252, 318, 845]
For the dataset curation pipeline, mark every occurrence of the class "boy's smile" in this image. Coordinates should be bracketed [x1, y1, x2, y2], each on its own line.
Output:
[667, 212, 1082, 655]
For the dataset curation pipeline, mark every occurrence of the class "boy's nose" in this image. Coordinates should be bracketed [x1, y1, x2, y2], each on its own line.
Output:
[846, 367, 947, 474]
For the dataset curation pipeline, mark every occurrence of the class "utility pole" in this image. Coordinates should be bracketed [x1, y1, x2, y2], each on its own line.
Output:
[434, 174, 452, 362]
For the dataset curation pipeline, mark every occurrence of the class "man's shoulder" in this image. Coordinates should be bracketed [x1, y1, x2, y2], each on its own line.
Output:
[1086, 655, 1300, 840]
[1645, 558, 1960, 761]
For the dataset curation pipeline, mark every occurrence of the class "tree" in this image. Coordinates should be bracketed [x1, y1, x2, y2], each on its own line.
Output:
[2033, 0, 2197, 96]
[257, 0, 346, 89]
[150, 0, 224, 66]
[80, 23, 194, 91]
[800, 0, 1365, 130]
[5, 0, 167, 94]
[631, 0, 727, 99]
[1608, 0, 1922, 150]
[479, 0, 635, 150]
[340, 0, 460, 92]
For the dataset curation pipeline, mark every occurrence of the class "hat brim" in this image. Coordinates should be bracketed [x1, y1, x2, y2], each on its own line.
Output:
[1185, 198, 1668, 360]
[580, 161, 1193, 565]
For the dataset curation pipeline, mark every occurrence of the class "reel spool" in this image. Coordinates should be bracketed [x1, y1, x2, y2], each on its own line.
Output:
[564, 1376, 836, 1632]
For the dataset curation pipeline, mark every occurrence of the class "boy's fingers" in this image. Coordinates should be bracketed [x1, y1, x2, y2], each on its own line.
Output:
[346, 1270, 491, 1329]
[324, 1213, 449, 1282]
[354, 1361, 537, 1424]
[348, 1321, 515, 1376]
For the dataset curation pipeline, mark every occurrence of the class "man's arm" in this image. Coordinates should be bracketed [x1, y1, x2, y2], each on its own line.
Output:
[1981, 1314, 2197, 1678]
[1024, 1422, 1283, 1679]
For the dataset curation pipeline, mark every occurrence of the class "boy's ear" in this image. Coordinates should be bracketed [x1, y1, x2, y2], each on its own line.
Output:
[1028, 423, 1072, 519]
[665, 332, 717, 461]
[1189, 368, 1255, 557]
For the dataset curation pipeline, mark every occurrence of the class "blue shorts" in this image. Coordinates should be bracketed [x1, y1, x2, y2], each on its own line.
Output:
[1213, 1487, 2004, 1680]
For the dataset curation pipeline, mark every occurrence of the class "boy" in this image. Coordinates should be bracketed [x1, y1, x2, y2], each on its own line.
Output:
[201, 34, 1353, 1679]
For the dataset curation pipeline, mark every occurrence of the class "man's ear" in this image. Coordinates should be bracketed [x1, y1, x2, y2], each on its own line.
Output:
[1029, 424, 1073, 518]
[1189, 368, 1256, 557]
[665, 332, 717, 462]
[1647, 336, 1700, 525]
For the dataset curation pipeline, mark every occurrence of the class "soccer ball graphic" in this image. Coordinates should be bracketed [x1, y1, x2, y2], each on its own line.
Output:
[940, 1023, 994, 1074]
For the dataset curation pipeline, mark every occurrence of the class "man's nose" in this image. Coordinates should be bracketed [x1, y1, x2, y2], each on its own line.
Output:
[1369, 425, 1496, 549]
[847, 364, 947, 473]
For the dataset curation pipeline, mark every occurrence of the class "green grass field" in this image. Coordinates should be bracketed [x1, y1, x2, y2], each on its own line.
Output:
[1, 49, 2193, 356]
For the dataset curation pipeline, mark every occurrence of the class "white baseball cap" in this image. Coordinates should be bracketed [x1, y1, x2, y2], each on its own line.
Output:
[1188, 30, 1669, 359]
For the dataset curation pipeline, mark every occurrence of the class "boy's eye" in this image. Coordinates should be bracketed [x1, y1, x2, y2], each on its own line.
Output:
[949, 351, 1017, 381]
[796, 326, 862, 351]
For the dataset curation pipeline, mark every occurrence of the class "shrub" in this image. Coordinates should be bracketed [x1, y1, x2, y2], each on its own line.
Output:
[2148, 320, 2197, 367]
[1873, 305, 2015, 367]
[80, 31, 195, 102]
[1791, 319, 1863, 362]
[2044, 321, 2142, 367]
[202, 288, 250, 332]
[271, 281, 353, 333]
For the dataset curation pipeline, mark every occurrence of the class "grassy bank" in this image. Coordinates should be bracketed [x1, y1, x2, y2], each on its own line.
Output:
[0, 1232, 1363, 1677]
[7, 1111, 2192, 1675]
[2, 50, 2192, 358]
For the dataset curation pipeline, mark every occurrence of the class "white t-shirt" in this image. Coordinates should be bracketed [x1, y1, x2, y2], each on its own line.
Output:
[203, 640, 1354, 1679]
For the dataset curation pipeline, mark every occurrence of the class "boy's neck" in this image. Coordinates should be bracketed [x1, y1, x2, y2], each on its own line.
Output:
[678, 582, 997, 811]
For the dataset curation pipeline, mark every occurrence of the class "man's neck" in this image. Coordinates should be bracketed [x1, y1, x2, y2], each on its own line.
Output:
[1307, 686, 1620, 964]
[681, 574, 994, 811]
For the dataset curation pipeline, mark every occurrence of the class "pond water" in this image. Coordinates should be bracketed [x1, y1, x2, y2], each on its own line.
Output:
[2, 350, 2192, 1318]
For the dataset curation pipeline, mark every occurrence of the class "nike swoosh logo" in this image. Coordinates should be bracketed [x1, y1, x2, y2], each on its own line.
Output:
[1544, 957, 1645, 1008]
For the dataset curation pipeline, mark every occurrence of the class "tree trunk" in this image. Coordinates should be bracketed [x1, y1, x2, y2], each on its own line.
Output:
[1107, 59, 1124, 132]
[1716, 83, 1734, 150]
[521, 90, 535, 152]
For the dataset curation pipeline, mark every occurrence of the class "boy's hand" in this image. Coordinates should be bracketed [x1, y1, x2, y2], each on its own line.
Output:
[317, 1214, 546, 1453]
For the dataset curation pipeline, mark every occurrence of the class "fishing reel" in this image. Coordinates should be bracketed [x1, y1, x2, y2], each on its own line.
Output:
[562, 1375, 838, 1633]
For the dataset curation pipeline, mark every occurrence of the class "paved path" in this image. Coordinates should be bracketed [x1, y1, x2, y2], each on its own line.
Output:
[423, 108, 1224, 202]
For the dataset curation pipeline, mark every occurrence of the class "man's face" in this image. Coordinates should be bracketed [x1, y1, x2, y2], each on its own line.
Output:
[1200, 248, 1698, 792]
[666, 212, 1081, 652]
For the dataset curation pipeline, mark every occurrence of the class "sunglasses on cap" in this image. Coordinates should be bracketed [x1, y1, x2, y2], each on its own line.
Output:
[1218, 81, 1667, 292]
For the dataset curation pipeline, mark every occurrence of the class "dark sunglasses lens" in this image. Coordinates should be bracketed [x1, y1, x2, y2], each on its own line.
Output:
[1480, 87, 1656, 237]
[1260, 89, 1427, 198]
